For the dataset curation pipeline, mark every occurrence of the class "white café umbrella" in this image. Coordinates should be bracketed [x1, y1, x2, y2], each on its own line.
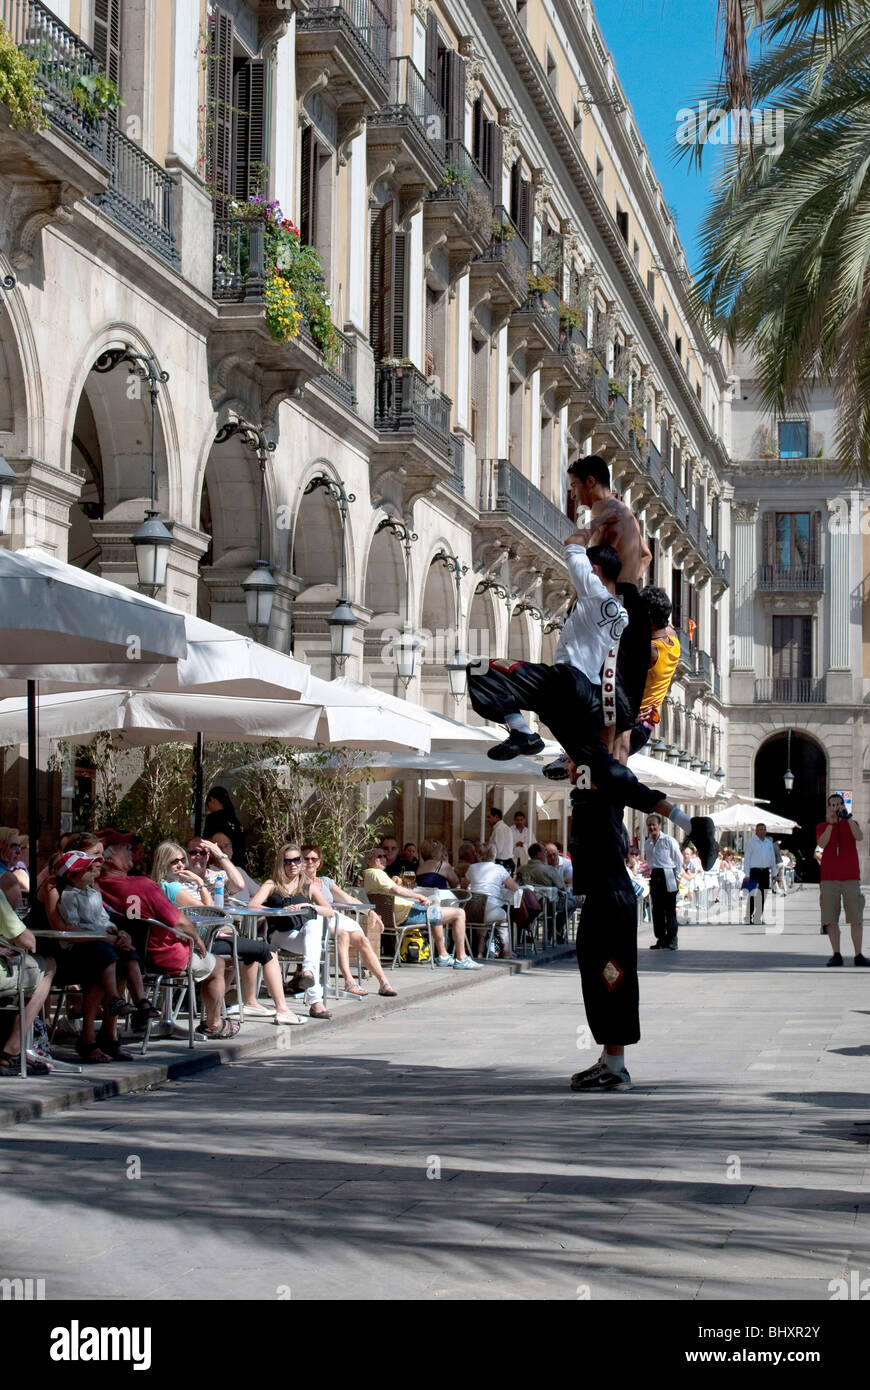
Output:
[0, 548, 188, 880]
[712, 803, 800, 833]
[327, 676, 502, 748]
[0, 687, 432, 753]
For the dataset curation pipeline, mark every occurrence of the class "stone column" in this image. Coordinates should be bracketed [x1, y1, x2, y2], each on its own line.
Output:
[167, 0, 200, 171]
[529, 370, 541, 487]
[4, 457, 83, 558]
[346, 127, 367, 334]
[272, 21, 297, 220]
[730, 500, 758, 702]
[826, 493, 855, 701]
[495, 324, 509, 458]
[408, 211, 424, 368]
[455, 273, 470, 431]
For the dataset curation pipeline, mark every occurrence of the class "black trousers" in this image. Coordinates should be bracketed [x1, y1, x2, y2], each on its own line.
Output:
[650, 869, 678, 946]
[468, 660, 665, 815]
[571, 795, 640, 1046]
[748, 868, 771, 922]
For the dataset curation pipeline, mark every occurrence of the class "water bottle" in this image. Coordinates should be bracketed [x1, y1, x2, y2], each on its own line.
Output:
[213, 872, 225, 909]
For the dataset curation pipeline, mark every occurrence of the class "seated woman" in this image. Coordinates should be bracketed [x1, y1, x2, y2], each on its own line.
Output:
[153, 841, 304, 1026]
[0, 888, 56, 1076]
[0, 828, 28, 896]
[248, 845, 331, 1019]
[197, 832, 260, 903]
[461, 844, 520, 958]
[36, 844, 137, 1063]
[362, 847, 481, 970]
[415, 839, 461, 892]
[300, 845, 396, 998]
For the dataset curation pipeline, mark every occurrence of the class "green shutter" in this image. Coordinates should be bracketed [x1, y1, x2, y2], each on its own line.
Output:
[93, 0, 122, 88]
[208, 8, 234, 214]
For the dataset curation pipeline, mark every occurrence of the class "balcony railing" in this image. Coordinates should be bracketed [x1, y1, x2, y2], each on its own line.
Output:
[675, 625, 693, 665]
[430, 139, 491, 206]
[514, 260, 560, 345]
[674, 484, 687, 528]
[609, 391, 630, 438]
[213, 217, 265, 300]
[94, 122, 178, 265]
[693, 649, 712, 686]
[559, 321, 587, 353]
[687, 506, 700, 543]
[660, 470, 676, 513]
[588, 354, 609, 410]
[448, 432, 466, 495]
[757, 564, 825, 591]
[714, 670, 722, 700]
[480, 204, 529, 272]
[755, 678, 825, 704]
[318, 327, 356, 409]
[371, 56, 445, 159]
[646, 442, 663, 491]
[715, 550, 731, 585]
[297, 0, 390, 84]
[2, 0, 107, 157]
[375, 362, 451, 451]
[479, 458, 575, 551]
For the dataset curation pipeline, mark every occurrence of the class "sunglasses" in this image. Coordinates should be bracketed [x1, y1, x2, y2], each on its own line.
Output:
[188, 848, 207, 856]
[170, 856, 186, 866]
[302, 854, 320, 861]
[284, 856, 302, 867]
[373, 853, 386, 860]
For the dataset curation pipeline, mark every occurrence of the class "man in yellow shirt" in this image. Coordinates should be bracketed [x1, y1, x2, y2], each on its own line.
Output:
[361, 848, 480, 970]
[630, 587, 680, 755]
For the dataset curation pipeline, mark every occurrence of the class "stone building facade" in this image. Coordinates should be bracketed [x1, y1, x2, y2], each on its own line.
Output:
[0, 0, 731, 837]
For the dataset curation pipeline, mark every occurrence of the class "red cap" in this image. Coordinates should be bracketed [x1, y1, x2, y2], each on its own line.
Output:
[56, 851, 101, 878]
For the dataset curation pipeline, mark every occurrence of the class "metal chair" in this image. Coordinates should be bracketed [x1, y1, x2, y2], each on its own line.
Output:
[366, 892, 436, 969]
[464, 891, 507, 959]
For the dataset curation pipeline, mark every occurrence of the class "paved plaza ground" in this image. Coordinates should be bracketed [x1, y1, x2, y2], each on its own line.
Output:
[1, 886, 869, 1301]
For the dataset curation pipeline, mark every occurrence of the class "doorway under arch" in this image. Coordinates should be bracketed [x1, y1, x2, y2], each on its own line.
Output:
[754, 731, 827, 882]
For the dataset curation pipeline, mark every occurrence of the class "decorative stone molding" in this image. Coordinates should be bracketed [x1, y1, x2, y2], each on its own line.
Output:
[498, 107, 521, 164]
[411, 0, 430, 19]
[560, 217, 581, 256]
[532, 170, 554, 218]
[459, 37, 485, 100]
[8, 181, 77, 270]
[337, 108, 368, 167]
[732, 501, 759, 524]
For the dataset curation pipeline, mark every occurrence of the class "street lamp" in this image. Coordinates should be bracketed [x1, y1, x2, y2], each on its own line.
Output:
[667, 744, 680, 764]
[783, 728, 795, 792]
[93, 345, 173, 597]
[0, 446, 17, 536]
[714, 766, 725, 782]
[375, 515, 419, 687]
[679, 750, 692, 768]
[304, 475, 357, 670]
[700, 760, 711, 777]
[214, 418, 278, 642]
[434, 550, 469, 702]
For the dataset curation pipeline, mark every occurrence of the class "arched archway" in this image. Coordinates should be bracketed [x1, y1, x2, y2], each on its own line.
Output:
[419, 557, 457, 714]
[507, 610, 531, 663]
[68, 350, 171, 577]
[754, 731, 827, 882]
[468, 587, 498, 671]
[363, 524, 405, 691]
[196, 427, 267, 629]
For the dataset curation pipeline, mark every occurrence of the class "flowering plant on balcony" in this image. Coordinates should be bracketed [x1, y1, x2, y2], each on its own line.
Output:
[72, 72, 123, 122]
[228, 194, 338, 361]
[490, 217, 516, 243]
[0, 22, 48, 132]
[527, 271, 554, 296]
[558, 301, 584, 332]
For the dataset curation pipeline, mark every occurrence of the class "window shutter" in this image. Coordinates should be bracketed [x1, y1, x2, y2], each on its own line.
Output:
[439, 49, 466, 144]
[425, 8, 439, 94]
[509, 160, 521, 223]
[93, 0, 122, 88]
[517, 177, 533, 242]
[208, 8, 234, 215]
[472, 96, 484, 164]
[762, 511, 775, 567]
[369, 202, 395, 360]
[810, 510, 821, 566]
[233, 58, 268, 202]
[299, 125, 320, 246]
[393, 232, 407, 359]
[483, 120, 503, 203]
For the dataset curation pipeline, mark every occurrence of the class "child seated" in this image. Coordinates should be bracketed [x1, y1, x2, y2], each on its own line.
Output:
[56, 851, 158, 1025]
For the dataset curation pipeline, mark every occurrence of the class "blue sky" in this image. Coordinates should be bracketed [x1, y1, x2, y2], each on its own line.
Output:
[591, 0, 724, 273]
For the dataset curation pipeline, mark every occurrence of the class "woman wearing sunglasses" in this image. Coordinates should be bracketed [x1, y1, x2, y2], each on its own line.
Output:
[153, 842, 305, 1026]
[300, 846, 396, 998]
[248, 844, 331, 1019]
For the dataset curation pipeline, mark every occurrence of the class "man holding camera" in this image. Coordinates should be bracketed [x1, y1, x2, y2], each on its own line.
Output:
[817, 793, 868, 967]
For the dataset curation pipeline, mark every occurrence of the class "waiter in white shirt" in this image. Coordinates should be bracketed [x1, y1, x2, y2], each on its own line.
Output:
[645, 812, 683, 950]
[486, 807, 517, 871]
[511, 811, 532, 868]
[743, 823, 778, 924]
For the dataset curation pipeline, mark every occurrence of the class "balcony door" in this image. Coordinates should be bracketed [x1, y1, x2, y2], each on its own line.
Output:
[763, 511, 820, 574]
[369, 200, 407, 361]
[208, 8, 268, 215]
[772, 616, 812, 680]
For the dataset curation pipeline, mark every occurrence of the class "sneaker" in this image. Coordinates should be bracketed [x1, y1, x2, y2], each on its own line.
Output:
[433, 954, 455, 967]
[486, 731, 545, 762]
[686, 816, 717, 871]
[543, 754, 570, 781]
[572, 1066, 632, 1092]
[453, 956, 483, 970]
[649, 941, 663, 950]
[663, 940, 679, 951]
[855, 954, 870, 967]
[827, 952, 844, 967]
[570, 1059, 604, 1089]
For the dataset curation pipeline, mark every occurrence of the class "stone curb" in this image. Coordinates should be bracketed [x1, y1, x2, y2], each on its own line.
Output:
[0, 943, 574, 1129]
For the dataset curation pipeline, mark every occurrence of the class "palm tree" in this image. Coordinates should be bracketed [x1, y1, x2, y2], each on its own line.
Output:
[690, 2, 870, 472]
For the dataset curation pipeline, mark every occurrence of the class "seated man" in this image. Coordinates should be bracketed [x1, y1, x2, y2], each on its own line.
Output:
[362, 847, 481, 970]
[98, 836, 234, 1040]
[0, 889, 56, 1076]
[520, 843, 569, 938]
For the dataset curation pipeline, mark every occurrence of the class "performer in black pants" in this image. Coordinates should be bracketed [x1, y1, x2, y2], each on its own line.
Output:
[649, 871, 679, 948]
[570, 789, 639, 1093]
[645, 813, 683, 950]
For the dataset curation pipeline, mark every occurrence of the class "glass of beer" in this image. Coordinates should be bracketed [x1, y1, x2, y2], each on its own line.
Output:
[401, 871, 417, 889]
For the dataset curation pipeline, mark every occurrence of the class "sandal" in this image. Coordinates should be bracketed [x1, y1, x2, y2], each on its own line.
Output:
[307, 1004, 331, 1019]
[195, 1018, 241, 1040]
[287, 969, 316, 993]
[96, 1031, 135, 1061]
[0, 1048, 50, 1076]
[107, 997, 135, 1017]
[131, 1000, 161, 1021]
[76, 1040, 113, 1064]
[343, 983, 367, 996]
[273, 1011, 307, 1025]
[378, 983, 398, 997]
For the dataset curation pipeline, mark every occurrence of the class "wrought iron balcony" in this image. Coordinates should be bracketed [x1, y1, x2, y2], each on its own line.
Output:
[509, 260, 560, 359]
[687, 505, 700, 543]
[757, 563, 824, 592]
[674, 484, 687, 529]
[469, 204, 529, 325]
[646, 441, 663, 493]
[674, 625, 693, 672]
[477, 458, 575, 554]
[94, 123, 178, 265]
[426, 140, 492, 274]
[367, 57, 445, 210]
[448, 432, 466, 496]
[714, 550, 731, 586]
[692, 649, 712, 687]
[713, 669, 722, 700]
[296, 0, 390, 122]
[2, 0, 106, 157]
[374, 362, 451, 452]
[755, 677, 825, 704]
[316, 327, 357, 410]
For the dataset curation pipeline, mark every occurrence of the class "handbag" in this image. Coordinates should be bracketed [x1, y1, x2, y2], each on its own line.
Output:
[740, 876, 758, 894]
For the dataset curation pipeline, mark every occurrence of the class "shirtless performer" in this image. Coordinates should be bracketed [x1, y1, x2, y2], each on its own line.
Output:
[567, 454, 652, 763]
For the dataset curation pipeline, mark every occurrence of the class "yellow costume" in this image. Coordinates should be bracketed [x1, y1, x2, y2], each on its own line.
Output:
[639, 633, 680, 724]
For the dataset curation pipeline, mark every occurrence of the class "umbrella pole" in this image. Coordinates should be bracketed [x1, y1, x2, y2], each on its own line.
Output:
[193, 732, 204, 834]
[27, 680, 38, 888]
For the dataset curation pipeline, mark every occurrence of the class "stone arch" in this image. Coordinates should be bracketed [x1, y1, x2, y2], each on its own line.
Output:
[418, 551, 460, 713]
[64, 328, 176, 576]
[0, 262, 43, 459]
[291, 461, 354, 600]
[468, 586, 499, 671]
[753, 729, 827, 881]
[507, 609, 532, 664]
[363, 520, 407, 689]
